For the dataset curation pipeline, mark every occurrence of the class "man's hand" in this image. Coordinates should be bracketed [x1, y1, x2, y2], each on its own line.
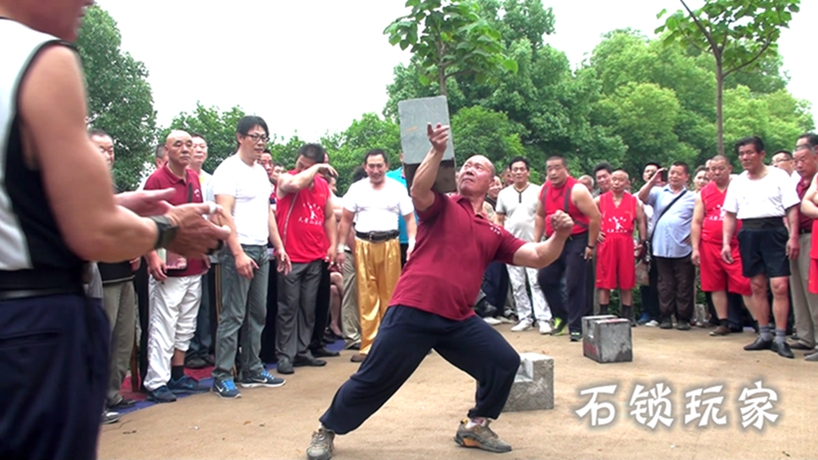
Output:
[691, 249, 700, 267]
[787, 236, 800, 260]
[721, 244, 734, 264]
[650, 168, 668, 188]
[325, 246, 337, 267]
[235, 252, 258, 280]
[551, 210, 574, 239]
[115, 189, 174, 216]
[597, 231, 606, 243]
[335, 250, 346, 271]
[276, 250, 292, 275]
[163, 202, 230, 259]
[427, 123, 449, 154]
[130, 257, 141, 272]
[147, 254, 167, 282]
[314, 163, 338, 179]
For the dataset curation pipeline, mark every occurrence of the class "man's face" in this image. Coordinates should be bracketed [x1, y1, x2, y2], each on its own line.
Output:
[667, 165, 689, 188]
[709, 159, 731, 186]
[328, 176, 337, 194]
[738, 143, 765, 172]
[771, 153, 794, 175]
[238, 125, 268, 160]
[459, 155, 494, 196]
[295, 155, 317, 173]
[595, 169, 612, 193]
[365, 154, 388, 184]
[793, 145, 817, 178]
[165, 131, 193, 168]
[705, 160, 713, 181]
[272, 165, 285, 182]
[578, 177, 594, 192]
[191, 137, 208, 167]
[510, 161, 530, 186]
[502, 168, 514, 186]
[91, 134, 114, 167]
[610, 171, 629, 193]
[643, 164, 658, 183]
[488, 176, 502, 199]
[25, 0, 95, 41]
[259, 153, 273, 179]
[546, 159, 568, 185]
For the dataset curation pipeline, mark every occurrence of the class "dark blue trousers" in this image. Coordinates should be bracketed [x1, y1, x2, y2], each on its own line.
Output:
[482, 261, 509, 310]
[0, 294, 109, 460]
[537, 233, 591, 334]
[320, 306, 520, 434]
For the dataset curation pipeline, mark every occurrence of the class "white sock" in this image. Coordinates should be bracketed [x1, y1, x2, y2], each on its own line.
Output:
[465, 417, 487, 428]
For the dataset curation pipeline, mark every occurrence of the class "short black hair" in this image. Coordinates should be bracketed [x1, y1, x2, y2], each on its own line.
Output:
[352, 165, 368, 182]
[363, 149, 388, 165]
[236, 115, 269, 137]
[798, 133, 818, 149]
[88, 128, 109, 139]
[694, 165, 707, 176]
[644, 161, 661, 170]
[546, 155, 566, 167]
[670, 161, 690, 175]
[734, 136, 765, 155]
[190, 133, 206, 142]
[298, 143, 326, 163]
[263, 148, 271, 154]
[507, 156, 530, 171]
[772, 150, 792, 160]
[593, 162, 613, 176]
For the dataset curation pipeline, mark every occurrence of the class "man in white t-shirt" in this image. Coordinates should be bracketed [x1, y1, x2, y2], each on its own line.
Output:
[496, 157, 551, 334]
[723, 136, 800, 359]
[210, 116, 291, 398]
[336, 149, 416, 363]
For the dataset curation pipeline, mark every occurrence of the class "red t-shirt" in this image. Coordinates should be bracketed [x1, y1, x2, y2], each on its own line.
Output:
[541, 176, 590, 237]
[390, 191, 525, 320]
[275, 171, 330, 263]
[144, 165, 206, 277]
[599, 191, 636, 237]
[701, 181, 740, 246]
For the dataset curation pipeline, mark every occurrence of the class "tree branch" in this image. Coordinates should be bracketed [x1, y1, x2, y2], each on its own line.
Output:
[723, 38, 772, 77]
[444, 69, 473, 79]
[679, 0, 720, 57]
[678, 26, 708, 54]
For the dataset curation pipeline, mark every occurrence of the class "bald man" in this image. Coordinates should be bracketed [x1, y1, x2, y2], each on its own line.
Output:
[142, 131, 210, 403]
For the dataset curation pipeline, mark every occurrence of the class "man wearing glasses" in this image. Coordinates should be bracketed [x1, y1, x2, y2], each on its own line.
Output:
[211, 116, 291, 398]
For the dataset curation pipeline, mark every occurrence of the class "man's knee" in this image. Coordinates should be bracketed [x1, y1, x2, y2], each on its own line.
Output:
[750, 276, 768, 296]
[770, 278, 789, 298]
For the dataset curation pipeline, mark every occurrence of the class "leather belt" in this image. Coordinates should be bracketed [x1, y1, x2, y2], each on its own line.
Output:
[800, 228, 812, 235]
[355, 230, 400, 242]
[0, 287, 84, 301]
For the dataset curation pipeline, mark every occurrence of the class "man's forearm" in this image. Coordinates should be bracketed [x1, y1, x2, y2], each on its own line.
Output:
[279, 165, 318, 194]
[787, 206, 800, 239]
[410, 147, 444, 196]
[587, 218, 600, 247]
[691, 222, 702, 251]
[268, 213, 284, 252]
[533, 217, 544, 243]
[723, 214, 737, 247]
[405, 214, 417, 241]
[637, 183, 652, 204]
[534, 234, 568, 267]
[324, 216, 337, 252]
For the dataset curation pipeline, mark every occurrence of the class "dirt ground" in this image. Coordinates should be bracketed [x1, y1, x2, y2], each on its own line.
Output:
[98, 324, 817, 460]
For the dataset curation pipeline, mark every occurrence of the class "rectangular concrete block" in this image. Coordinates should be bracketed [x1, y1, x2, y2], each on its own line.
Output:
[582, 314, 616, 338]
[503, 353, 554, 412]
[398, 96, 457, 193]
[583, 318, 633, 364]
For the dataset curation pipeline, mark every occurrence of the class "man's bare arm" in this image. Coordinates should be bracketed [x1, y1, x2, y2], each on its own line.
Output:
[277, 164, 336, 198]
[533, 201, 545, 243]
[214, 195, 242, 257]
[802, 174, 818, 219]
[513, 211, 573, 268]
[573, 185, 600, 244]
[410, 124, 449, 213]
[691, 194, 705, 253]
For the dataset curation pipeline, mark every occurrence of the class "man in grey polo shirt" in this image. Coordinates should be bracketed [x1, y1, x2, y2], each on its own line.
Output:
[638, 161, 697, 330]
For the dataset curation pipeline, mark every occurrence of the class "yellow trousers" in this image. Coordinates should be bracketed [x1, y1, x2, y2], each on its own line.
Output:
[355, 238, 401, 355]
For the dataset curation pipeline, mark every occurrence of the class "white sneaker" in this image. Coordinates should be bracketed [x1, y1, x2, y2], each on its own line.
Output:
[538, 321, 553, 335]
[511, 319, 534, 332]
[645, 319, 659, 327]
[484, 317, 501, 326]
[498, 316, 514, 324]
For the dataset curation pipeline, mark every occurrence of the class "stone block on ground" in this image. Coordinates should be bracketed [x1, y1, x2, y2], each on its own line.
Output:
[502, 353, 554, 412]
[582, 314, 617, 338]
[583, 317, 633, 364]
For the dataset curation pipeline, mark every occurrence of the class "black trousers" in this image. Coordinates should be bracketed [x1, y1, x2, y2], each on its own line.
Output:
[260, 259, 279, 363]
[482, 260, 509, 311]
[320, 306, 520, 434]
[310, 261, 331, 351]
[0, 294, 109, 460]
[135, 257, 150, 390]
[537, 233, 591, 334]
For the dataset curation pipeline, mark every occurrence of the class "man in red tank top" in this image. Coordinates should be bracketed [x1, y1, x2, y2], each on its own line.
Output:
[691, 155, 753, 337]
[594, 170, 646, 325]
[534, 155, 600, 341]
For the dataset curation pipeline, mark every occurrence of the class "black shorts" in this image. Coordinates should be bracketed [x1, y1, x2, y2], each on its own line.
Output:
[737, 227, 790, 279]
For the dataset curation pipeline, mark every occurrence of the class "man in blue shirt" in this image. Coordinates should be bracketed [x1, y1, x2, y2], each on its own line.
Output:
[638, 161, 697, 330]
[386, 154, 414, 266]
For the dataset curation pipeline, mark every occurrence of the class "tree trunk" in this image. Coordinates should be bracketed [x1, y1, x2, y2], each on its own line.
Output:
[716, 62, 724, 157]
[439, 66, 447, 97]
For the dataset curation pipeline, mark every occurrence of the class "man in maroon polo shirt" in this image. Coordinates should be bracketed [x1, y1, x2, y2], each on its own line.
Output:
[142, 130, 209, 403]
[305, 124, 575, 460]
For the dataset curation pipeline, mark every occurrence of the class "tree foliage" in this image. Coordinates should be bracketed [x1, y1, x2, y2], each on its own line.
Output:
[165, 103, 246, 173]
[76, 5, 156, 191]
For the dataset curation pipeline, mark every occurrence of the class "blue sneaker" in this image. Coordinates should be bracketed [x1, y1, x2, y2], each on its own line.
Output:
[212, 379, 241, 399]
[147, 385, 177, 403]
[168, 375, 204, 394]
[637, 313, 652, 325]
[240, 370, 286, 388]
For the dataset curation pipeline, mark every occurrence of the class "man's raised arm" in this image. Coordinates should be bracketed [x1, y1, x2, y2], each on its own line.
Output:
[409, 124, 449, 212]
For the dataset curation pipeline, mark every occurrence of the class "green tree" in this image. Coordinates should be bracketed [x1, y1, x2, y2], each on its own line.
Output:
[165, 103, 246, 173]
[76, 5, 156, 190]
[657, 0, 801, 155]
[451, 106, 526, 175]
[384, 0, 517, 96]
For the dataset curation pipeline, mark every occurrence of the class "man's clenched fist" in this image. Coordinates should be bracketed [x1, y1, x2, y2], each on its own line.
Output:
[551, 210, 574, 238]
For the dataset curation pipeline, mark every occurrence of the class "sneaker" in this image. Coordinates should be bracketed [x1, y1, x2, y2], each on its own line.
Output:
[551, 318, 567, 336]
[484, 317, 501, 326]
[212, 379, 242, 399]
[147, 385, 177, 403]
[240, 370, 285, 388]
[101, 410, 120, 425]
[454, 419, 512, 453]
[538, 320, 553, 335]
[510, 319, 533, 332]
[569, 331, 582, 342]
[306, 426, 335, 460]
[107, 397, 136, 410]
[676, 322, 691, 331]
[710, 325, 731, 336]
[659, 319, 673, 329]
[637, 313, 651, 325]
[168, 375, 204, 394]
[498, 316, 513, 324]
[645, 319, 659, 327]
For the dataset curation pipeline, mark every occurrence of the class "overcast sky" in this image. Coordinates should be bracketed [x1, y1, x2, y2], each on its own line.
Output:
[95, 0, 816, 143]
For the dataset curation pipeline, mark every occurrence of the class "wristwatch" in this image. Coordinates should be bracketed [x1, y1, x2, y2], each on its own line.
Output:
[149, 216, 179, 249]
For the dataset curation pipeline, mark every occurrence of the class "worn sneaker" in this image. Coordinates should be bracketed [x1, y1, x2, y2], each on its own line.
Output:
[454, 419, 512, 453]
[569, 331, 582, 342]
[101, 410, 120, 425]
[538, 320, 553, 335]
[484, 317, 501, 326]
[212, 379, 242, 399]
[710, 325, 731, 336]
[306, 426, 335, 460]
[168, 375, 204, 394]
[240, 370, 285, 388]
[510, 319, 533, 332]
[147, 385, 177, 403]
[645, 319, 660, 327]
[551, 317, 567, 336]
